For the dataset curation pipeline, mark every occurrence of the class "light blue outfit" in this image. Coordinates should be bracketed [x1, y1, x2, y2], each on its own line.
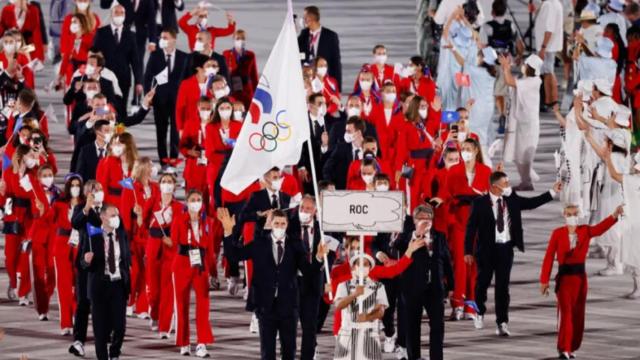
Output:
[576, 55, 617, 84]
[463, 59, 496, 146]
[436, 21, 477, 111]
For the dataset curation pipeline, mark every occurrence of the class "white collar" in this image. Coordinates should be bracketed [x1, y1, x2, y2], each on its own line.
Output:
[163, 48, 176, 57]
[310, 26, 322, 36]
[489, 192, 502, 204]
[110, 23, 123, 32]
[266, 188, 279, 199]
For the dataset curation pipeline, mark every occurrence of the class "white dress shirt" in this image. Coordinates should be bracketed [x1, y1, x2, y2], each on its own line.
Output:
[489, 193, 510, 244]
[266, 188, 280, 208]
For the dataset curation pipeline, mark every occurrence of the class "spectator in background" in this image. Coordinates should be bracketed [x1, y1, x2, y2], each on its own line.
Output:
[534, 0, 564, 109]
[298, 6, 342, 91]
[179, 4, 235, 50]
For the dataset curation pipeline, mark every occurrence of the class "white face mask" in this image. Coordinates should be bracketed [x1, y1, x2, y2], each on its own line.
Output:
[3, 42, 16, 53]
[76, 1, 89, 11]
[565, 215, 578, 226]
[407, 65, 417, 77]
[374, 54, 387, 65]
[160, 183, 174, 194]
[94, 190, 105, 203]
[359, 80, 372, 91]
[219, 109, 232, 120]
[159, 38, 169, 49]
[234, 39, 245, 49]
[70, 22, 80, 34]
[270, 178, 283, 191]
[418, 108, 428, 119]
[188, 201, 202, 213]
[344, 132, 354, 143]
[205, 67, 218, 77]
[461, 151, 474, 162]
[112, 16, 125, 27]
[70, 186, 81, 198]
[150, 165, 159, 178]
[375, 184, 389, 191]
[362, 174, 375, 184]
[41, 176, 54, 187]
[199, 18, 208, 27]
[298, 211, 312, 223]
[104, 132, 113, 144]
[317, 104, 327, 116]
[383, 93, 396, 103]
[501, 186, 513, 197]
[457, 131, 467, 141]
[85, 64, 96, 76]
[347, 107, 361, 118]
[214, 89, 227, 99]
[108, 216, 120, 229]
[85, 90, 97, 100]
[199, 109, 212, 121]
[194, 40, 205, 52]
[311, 77, 323, 93]
[316, 66, 328, 77]
[272, 227, 286, 239]
[111, 144, 124, 156]
[25, 157, 37, 169]
[234, 110, 244, 121]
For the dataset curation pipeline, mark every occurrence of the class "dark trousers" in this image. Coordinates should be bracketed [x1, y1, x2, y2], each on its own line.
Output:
[475, 243, 514, 325]
[91, 279, 127, 360]
[403, 287, 444, 360]
[382, 277, 406, 344]
[153, 100, 179, 162]
[134, 28, 148, 75]
[225, 201, 246, 278]
[73, 269, 90, 343]
[257, 303, 297, 360]
[298, 285, 320, 360]
[316, 299, 330, 333]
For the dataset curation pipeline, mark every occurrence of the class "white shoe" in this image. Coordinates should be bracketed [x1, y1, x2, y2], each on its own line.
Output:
[598, 266, 623, 276]
[395, 346, 407, 360]
[195, 344, 209, 358]
[137, 312, 150, 320]
[126, 306, 134, 317]
[18, 296, 29, 306]
[249, 313, 259, 333]
[243, 286, 249, 301]
[7, 287, 17, 301]
[61, 327, 73, 336]
[227, 276, 240, 296]
[38, 313, 48, 321]
[450, 306, 463, 321]
[496, 322, 511, 336]
[383, 335, 395, 353]
[180, 345, 191, 356]
[159, 332, 170, 339]
[474, 314, 484, 329]
[150, 319, 158, 331]
[69, 340, 85, 357]
[559, 351, 571, 359]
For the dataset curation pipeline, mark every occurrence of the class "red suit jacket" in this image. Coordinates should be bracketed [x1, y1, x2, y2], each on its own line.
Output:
[178, 12, 235, 50]
[222, 48, 258, 108]
[0, 4, 45, 60]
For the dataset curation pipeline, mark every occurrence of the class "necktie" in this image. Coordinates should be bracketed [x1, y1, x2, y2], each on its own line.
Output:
[302, 225, 311, 263]
[354, 149, 360, 160]
[276, 240, 284, 264]
[98, 148, 105, 158]
[309, 32, 318, 54]
[497, 198, 505, 233]
[114, 28, 120, 45]
[108, 233, 116, 274]
[166, 53, 172, 74]
[271, 194, 278, 209]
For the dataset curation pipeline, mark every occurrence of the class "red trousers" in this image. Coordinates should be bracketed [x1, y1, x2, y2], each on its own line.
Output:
[54, 241, 77, 329]
[31, 240, 56, 315]
[449, 226, 476, 311]
[5, 234, 23, 290]
[556, 274, 587, 353]
[173, 258, 214, 347]
[146, 236, 176, 332]
[129, 241, 149, 313]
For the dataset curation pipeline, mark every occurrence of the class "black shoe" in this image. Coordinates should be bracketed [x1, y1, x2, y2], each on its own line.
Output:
[558, 352, 571, 359]
[498, 115, 506, 134]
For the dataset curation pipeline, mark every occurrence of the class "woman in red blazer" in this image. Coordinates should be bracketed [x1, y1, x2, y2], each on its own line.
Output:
[398, 56, 437, 105]
[171, 190, 216, 357]
[0, 30, 33, 88]
[175, 56, 215, 133]
[120, 157, 159, 318]
[180, 97, 212, 205]
[446, 138, 492, 320]
[222, 29, 259, 109]
[419, 145, 460, 236]
[368, 81, 405, 163]
[58, 13, 95, 85]
[352, 67, 380, 121]
[51, 173, 84, 334]
[96, 132, 138, 207]
[59, 0, 100, 49]
[178, 5, 235, 50]
[0, 0, 45, 60]
[314, 56, 341, 115]
[142, 172, 183, 337]
[31, 129, 57, 175]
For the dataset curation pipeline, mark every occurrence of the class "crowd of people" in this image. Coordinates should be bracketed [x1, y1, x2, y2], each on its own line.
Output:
[0, 0, 639, 359]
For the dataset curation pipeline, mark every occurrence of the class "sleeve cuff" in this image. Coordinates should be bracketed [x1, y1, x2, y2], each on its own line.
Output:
[549, 189, 557, 198]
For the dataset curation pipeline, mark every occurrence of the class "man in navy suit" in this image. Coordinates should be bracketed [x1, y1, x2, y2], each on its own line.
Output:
[298, 6, 342, 91]
[154, 0, 184, 37]
[219, 208, 328, 360]
[144, 27, 188, 165]
[79, 204, 132, 360]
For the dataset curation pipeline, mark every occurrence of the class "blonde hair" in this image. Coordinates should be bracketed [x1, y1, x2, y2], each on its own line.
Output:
[131, 156, 152, 181]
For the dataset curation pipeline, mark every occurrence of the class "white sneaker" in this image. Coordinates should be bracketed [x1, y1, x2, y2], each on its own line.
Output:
[451, 306, 464, 321]
[18, 296, 29, 306]
[38, 313, 48, 321]
[7, 287, 17, 301]
[195, 344, 209, 358]
[137, 312, 150, 320]
[159, 332, 170, 340]
[249, 313, 259, 333]
[496, 322, 511, 336]
[126, 306, 134, 317]
[180, 345, 191, 356]
[69, 340, 85, 357]
[395, 346, 407, 360]
[61, 327, 73, 336]
[227, 276, 240, 296]
[150, 319, 158, 331]
[598, 266, 623, 276]
[474, 314, 484, 329]
[383, 335, 395, 353]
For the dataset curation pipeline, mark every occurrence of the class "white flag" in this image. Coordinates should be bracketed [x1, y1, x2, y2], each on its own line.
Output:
[221, 1, 309, 195]
[154, 67, 169, 86]
[44, 104, 58, 123]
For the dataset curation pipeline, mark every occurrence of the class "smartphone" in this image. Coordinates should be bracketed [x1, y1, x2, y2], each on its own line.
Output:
[451, 124, 459, 132]
[95, 107, 109, 116]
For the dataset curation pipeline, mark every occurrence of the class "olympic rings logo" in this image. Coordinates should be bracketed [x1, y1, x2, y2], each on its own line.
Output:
[249, 110, 292, 152]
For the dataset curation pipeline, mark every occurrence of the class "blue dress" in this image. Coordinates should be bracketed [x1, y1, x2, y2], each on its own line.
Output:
[463, 59, 496, 146]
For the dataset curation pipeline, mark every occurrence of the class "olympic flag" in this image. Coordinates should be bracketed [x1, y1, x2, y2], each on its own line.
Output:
[220, 0, 309, 194]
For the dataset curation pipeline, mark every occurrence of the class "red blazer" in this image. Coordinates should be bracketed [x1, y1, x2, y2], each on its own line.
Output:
[96, 155, 130, 207]
[0, 4, 44, 60]
[28, 183, 55, 245]
[6, 111, 49, 140]
[205, 120, 242, 183]
[220, 180, 260, 205]
[142, 196, 184, 256]
[0, 168, 42, 227]
[446, 162, 491, 228]
[171, 211, 217, 271]
[180, 121, 210, 188]
[59, 13, 100, 52]
[0, 52, 34, 88]
[399, 75, 437, 105]
[419, 166, 452, 234]
[37, 150, 57, 175]
[222, 48, 259, 108]
[121, 181, 160, 243]
[357, 92, 380, 121]
[394, 115, 440, 173]
[346, 157, 394, 189]
[321, 75, 341, 114]
[371, 64, 400, 89]
[281, 173, 301, 198]
[51, 198, 75, 255]
[540, 216, 618, 284]
[59, 32, 95, 82]
[178, 12, 235, 50]
[175, 75, 206, 132]
[368, 103, 405, 163]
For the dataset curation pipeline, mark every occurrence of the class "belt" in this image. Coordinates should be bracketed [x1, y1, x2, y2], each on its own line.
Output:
[178, 244, 204, 256]
[14, 197, 31, 208]
[410, 148, 434, 159]
[108, 187, 122, 196]
[57, 228, 72, 237]
[555, 263, 586, 293]
[2, 221, 21, 235]
[149, 227, 169, 238]
[215, 149, 232, 155]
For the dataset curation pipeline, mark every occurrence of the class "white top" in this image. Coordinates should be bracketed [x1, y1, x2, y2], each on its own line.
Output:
[335, 279, 388, 332]
[489, 192, 510, 243]
[579, 24, 604, 53]
[534, 0, 564, 52]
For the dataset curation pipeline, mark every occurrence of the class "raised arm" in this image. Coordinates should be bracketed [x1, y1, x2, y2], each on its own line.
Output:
[587, 206, 622, 238]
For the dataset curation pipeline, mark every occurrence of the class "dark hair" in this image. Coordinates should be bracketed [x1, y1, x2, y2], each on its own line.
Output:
[361, 157, 377, 169]
[456, 107, 468, 113]
[308, 93, 324, 104]
[480, 62, 497, 77]
[18, 88, 40, 114]
[492, 0, 507, 17]
[30, 128, 50, 152]
[463, 138, 485, 164]
[88, 53, 105, 67]
[161, 27, 177, 38]
[94, 119, 110, 132]
[346, 116, 366, 133]
[12, 125, 33, 148]
[212, 97, 233, 124]
[405, 95, 424, 123]
[372, 44, 386, 53]
[490, 171, 508, 185]
[604, 23, 626, 72]
[304, 6, 320, 21]
[318, 180, 334, 190]
[271, 209, 288, 220]
[524, 65, 536, 77]
[374, 173, 390, 183]
[59, 174, 85, 203]
[363, 136, 377, 145]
